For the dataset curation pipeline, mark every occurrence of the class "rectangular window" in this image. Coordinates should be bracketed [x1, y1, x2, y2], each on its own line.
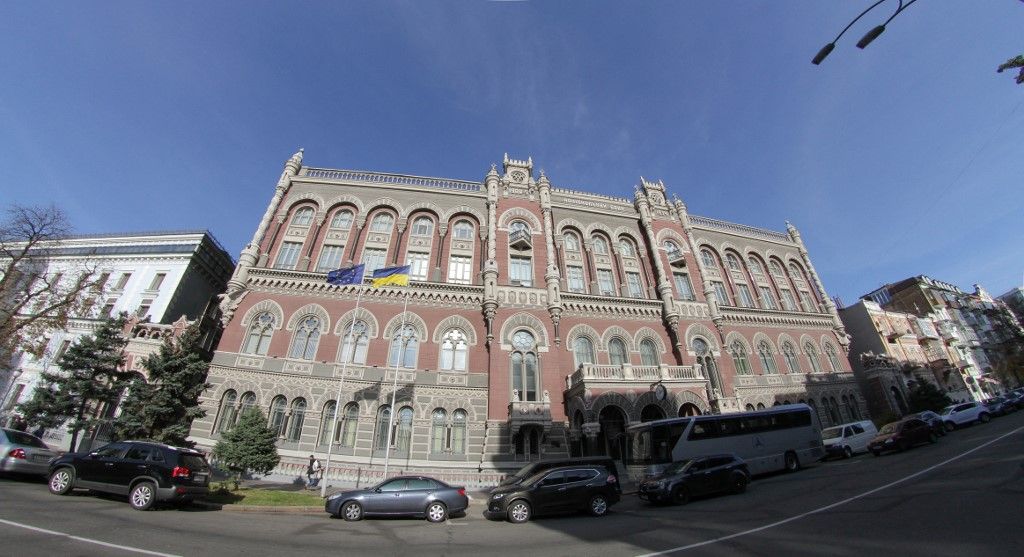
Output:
[406, 251, 430, 281]
[799, 291, 816, 312]
[101, 300, 116, 317]
[736, 284, 755, 308]
[759, 286, 778, 310]
[447, 255, 472, 284]
[597, 270, 615, 296]
[137, 299, 153, 319]
[274, 242, 303, 269]
[673, 273, 695, 301]
[567, 266, 585, 293]
[626, 272, 644, 298]
[510, 256, 532, 287]
[53, 340, 72, 362]
[712, 281, 730, 306]
[315, 245, 345, 272]
[114, 272, 131, 289]
[148, 273, 166, 291]
[780, 289, 798, 311]
[361, 248, 387, 275]
[3, 384, 25, 410]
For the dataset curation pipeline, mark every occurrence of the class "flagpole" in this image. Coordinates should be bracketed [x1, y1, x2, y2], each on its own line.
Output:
[321, 268, 364, 498]
[382, 288, 411, 480]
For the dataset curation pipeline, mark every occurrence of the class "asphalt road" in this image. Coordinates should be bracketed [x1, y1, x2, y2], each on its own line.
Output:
[2, 412, 1023, 557]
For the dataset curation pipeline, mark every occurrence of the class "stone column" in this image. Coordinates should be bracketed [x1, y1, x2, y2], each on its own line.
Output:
[787, 221, 849, 347]
[537, 172, 563, 343]
[482, 164, 500, 344]
[636, 192, 680, 349]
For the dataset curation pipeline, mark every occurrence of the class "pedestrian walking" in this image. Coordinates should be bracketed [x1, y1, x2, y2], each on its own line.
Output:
[306, 455, 316, 488]
[310, 458, 323, 489]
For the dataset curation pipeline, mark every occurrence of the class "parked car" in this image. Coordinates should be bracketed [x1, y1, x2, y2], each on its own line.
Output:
[1006, 389, 1024, 409]
[1, 428, 58, 477]
[493, 456, 621, 494]
[487, 464, 620, 523]
[47, 441, 210, 510]
[940, 401, 991, 429]
[983, 396, 1014, 417]
[637, 454, 750, 504]
[906, 410, 951, 435]
[325, 476, 468, 522]
[822, 420, 879, 459]
[868, 418, 937, 456]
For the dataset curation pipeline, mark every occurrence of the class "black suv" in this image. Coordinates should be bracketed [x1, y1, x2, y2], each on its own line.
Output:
[638, 454, 750, 505]
[493, 456, 621, 493]
[47, 441, 211, 510]
[487, 464, 620, 523]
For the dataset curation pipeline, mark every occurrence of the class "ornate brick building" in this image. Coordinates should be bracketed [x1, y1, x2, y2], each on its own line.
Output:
[189, 150, 863, 486]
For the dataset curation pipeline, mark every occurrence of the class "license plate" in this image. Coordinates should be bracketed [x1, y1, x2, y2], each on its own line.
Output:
[32, 455, 50, 462]
[195, 473, 208, 483]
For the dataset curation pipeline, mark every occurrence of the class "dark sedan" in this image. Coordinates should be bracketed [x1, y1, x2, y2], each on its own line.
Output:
[868, 418, 937, 456]
[638, 454, 750, 505]
[325, 476, 467, 522]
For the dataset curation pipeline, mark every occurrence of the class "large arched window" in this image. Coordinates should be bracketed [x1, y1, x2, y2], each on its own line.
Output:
[726, 253, 742, 271]
[693, 338, 722, 394]
[286, 398, 306, 442]
[592, 236, 609, 255]
[747, 257, 765, 279]
[339, 402, 359, 447]
[439, 329, 468, 371]
[388, 324, 418, 368]
[640, 339, 659, 366]
[664, 241, 682, 259]
[216, 390, 237, 433]
[511, 331, 539, 402]
[339, 320, 369, 364]
[291, 206, 314, 226]
[238, 391, 256, 418]
[788, 262, 805, 280]
[805, 342, 823, 373]
[411, 216, 433, 236]
[242, 312, 275, 355]
[370, 212, 394, 233]
[374, 406, 391, 450]
[453, 220, 474, 240]
[330, 209, 353, 229]
[395, 407, 413, 454]
[619, 238, 636, 257]
[782, 341, 800, 373]
[269, 395, 287, 436]
[701, 249, 717, 268]
[563, 232, 580, 252]
[730, 340, 752, 375]
[769, 259, 786, 277]
[319, 401, 337, 446]
[824, 343, 843, 372]
[609, 338, 629, 366]
[451, 409, 467, 454]
[509, 220, 530, 235]
[431, 408, 447, 454]
[758, 341, 778, 374]
[573, 336, 596, 368]
[288, 316, 321, 360]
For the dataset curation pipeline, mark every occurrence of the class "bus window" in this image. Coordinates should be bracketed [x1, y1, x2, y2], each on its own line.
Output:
[719, 418, 742, 436]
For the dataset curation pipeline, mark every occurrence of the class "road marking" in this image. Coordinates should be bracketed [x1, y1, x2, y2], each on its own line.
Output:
[0, 518, 181, 557]
[634, 425, 1024, 557]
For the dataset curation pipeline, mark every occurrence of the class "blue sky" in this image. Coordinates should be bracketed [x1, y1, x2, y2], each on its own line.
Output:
[1, 1, 1022, 305]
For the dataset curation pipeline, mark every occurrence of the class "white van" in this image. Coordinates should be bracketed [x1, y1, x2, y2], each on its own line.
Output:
[821, 420, 878, 459]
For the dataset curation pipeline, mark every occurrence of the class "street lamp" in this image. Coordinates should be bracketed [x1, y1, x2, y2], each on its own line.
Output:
[812, 0, 921, 65]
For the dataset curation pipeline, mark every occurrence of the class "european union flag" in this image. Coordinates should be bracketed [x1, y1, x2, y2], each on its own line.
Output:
[327, 264, 365, 285]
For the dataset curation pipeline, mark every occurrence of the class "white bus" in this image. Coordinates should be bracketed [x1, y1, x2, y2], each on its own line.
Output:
[625, 404, 824, 479]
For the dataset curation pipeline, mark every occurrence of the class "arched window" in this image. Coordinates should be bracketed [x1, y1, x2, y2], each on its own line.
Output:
[291, 206, 314, 226]
[573, 336, 595, 368]
[511, 331, 539, 402]
[563, 232, 580, 252]
[287, 398, 306, 442]
[782, 341, 800, 373]
[730, 340, 752, 375]
[592, 236, 609, 255]
[216, 390, 237, 433]
[319, 401, 336, 446]
[238, 392, 256, 418]
[726, 253, 742, 271]
[640, 339, 659, 366]
[509, 220, 530, 234]
[242, 312, 275, 355]
[693, 338, 722, 394]
[788, 262, 805, 279]
[288, 316, 321, 360]
[805, 342, 823, 373]
[269, 395, 287, 436]
[619, 239, 636, 257]
[431, 408, 447, 454]
[745, 404, 756, 411]
[339, 402, 359, 447]
[664, 241, 682, 258]
[609, 338, 628, 366]
[411, 216, 433, 236]
[395, 407, 414, 454]
[824, 343, 843, 372]
[388, 324, 418, 368]
[451, 409, 467, 455]
[439, 329, 468, 371]
[330, 209, 353, 229]
[374, 406, 391, 449]
[701, 249, 717, 268]
[339, 320, 369, 364]
[758, 341, 778, 374]
[370, 213, 394, 233]
[844, 396, 860, 420]
[769, 260, 785, 277]
[453, 220, 474, 240]
[747, 257, 765, 278]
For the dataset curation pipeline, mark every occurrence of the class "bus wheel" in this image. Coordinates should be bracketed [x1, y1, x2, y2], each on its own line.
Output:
[784, 451, 800, 472]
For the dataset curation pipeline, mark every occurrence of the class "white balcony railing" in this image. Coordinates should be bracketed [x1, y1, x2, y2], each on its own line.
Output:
[567, 363, 703, 389]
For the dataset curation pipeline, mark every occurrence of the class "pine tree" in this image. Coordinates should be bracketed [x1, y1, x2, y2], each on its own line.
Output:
[17, 313, 131, 451]
[907, 380, 953, 414]
[212, 408, 280, 489]
[113, 323, 211, 447]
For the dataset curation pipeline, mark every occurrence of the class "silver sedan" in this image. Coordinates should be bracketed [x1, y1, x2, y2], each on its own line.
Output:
[325, 476, 469, 522]
[1, 428, 58, 477]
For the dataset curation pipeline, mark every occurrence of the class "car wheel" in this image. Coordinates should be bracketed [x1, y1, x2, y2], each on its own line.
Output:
[979, 413, 991, 423]
[944, 421, 955, 432]
[589, 494, 609, 517]
[129, 481, 156, 511]
[784, 451, 800, 472]
[731, 473, 749, 494]
[425, 502, 448, 523]
[928, 432, 937, 444]
[48, 468, 75, 495]
[342, 501, 363, 521]
[843, 446, 853, 459]
[507, 500, 531, 524]
[671, 485, 690, 505]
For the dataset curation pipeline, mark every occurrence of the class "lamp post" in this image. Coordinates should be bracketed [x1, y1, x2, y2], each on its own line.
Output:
[812, 0, 922, 65]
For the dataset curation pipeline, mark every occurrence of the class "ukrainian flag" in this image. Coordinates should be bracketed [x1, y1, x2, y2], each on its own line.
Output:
[371, 265, 410, 287]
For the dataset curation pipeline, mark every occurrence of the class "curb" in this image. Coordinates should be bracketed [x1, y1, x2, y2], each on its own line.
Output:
[192, 500, 324, 514]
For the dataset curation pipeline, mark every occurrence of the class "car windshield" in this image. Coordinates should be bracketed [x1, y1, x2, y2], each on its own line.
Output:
[2, 429, 48, 448]
[941, 406, 956, 415]
[879, 423, 899, 434]
[821, 427, 842, 440]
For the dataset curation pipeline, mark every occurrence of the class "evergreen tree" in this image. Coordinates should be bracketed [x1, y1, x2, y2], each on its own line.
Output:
[907, 380, 953, 413]
[113, 323, 211, 446]
[212, 408, 280, 489]
[17, 314, 130, 451]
